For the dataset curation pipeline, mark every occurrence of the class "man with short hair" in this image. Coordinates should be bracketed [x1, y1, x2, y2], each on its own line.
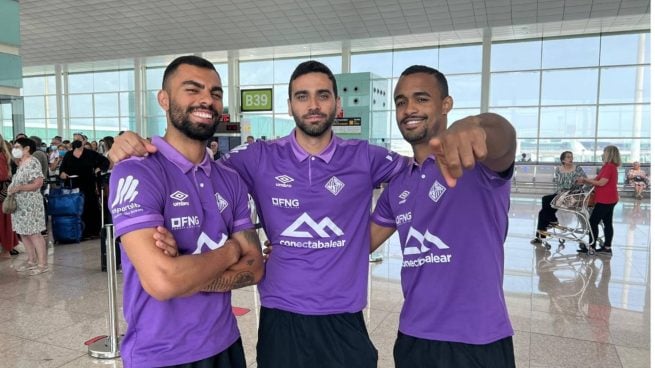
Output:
[370, 65, 517, 368]
[109, 55, 263, 368]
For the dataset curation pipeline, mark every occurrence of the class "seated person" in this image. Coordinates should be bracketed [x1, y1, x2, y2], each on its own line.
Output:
[627, 161, 649, 199]
[531, 151, 586, 244]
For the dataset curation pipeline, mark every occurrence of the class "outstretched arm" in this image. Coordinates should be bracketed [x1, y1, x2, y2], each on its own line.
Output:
[429, 113, 516, 187]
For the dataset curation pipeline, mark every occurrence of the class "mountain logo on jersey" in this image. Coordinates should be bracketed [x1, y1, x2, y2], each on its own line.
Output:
[215, 192, 229, 213]
[275, 175, 294, 188]
[325, 176, 345, 196]
[192, 232, 228, 254]
[429, 180, 446, 203]
[281, 212, 344, 238]
[403, 227, 450, 255]
[398, 190, 410, 204]
[112, 175, 139, 207]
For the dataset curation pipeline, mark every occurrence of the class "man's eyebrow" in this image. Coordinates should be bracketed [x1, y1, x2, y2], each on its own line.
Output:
[293, 88, 332, 96]
[182, 80, 222, 94]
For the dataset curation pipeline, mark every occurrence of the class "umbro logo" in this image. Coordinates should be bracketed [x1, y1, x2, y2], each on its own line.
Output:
[275, 175, 294, 188]
[325, 176, 345, 196]
[170, 191, 190, 207]
[398, 190, 410, 204]
[429, 180, 446, 203]
[215, 193, 228, 213]
[112, 175, 139, 207]
[281, 212, 344, 238]
[403, 227, 450, 255]
[170, 191, 188, 201]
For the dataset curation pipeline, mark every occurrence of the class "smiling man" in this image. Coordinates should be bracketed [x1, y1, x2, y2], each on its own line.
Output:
[370, 65, 517, 368]
[109, 55, 263, 368]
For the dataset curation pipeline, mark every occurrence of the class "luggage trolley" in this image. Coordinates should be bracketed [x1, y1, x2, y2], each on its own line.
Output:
[539, 185, 596, 255]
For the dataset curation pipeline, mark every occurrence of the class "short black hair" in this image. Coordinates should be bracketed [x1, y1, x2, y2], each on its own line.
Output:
[399, 65, 449, 98]
[15, 137, 36, 154]
[288, 60, 338, 99]
[162, 55, 218, 90]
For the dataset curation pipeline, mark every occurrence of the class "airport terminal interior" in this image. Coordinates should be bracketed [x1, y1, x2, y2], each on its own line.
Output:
[0, 0, 651, 367]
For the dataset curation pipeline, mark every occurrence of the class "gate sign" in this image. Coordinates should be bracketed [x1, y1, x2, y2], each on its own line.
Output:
[241, 88, 273, 112]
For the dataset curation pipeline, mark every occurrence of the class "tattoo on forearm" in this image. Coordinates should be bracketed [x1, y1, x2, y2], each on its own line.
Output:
[202, 271, 256, 292]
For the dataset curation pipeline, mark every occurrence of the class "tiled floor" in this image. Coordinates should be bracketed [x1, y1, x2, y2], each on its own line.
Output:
[0, 193, 649, 367]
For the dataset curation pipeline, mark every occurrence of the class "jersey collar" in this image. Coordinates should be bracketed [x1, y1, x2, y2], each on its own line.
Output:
[152, 136, 212, 176]
[289, 128, 337, 163]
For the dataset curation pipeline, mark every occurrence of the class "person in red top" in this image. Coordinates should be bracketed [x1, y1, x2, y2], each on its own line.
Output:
[577, 145, 621, 255]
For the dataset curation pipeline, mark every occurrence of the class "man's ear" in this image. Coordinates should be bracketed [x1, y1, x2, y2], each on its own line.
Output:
[158, 90, 170, 112]
[287, 98, 292, 117]
[336, 96, 342, 112]
[442, 95, 453, 115]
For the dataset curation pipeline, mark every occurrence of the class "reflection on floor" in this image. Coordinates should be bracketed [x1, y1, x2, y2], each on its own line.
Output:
[0, 194, 649, 367]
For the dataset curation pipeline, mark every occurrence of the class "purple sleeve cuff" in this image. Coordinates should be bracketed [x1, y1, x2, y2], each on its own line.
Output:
[371, 213, 396, 228]
[232, 217, 254, 233]
[114, 214, 165, 237]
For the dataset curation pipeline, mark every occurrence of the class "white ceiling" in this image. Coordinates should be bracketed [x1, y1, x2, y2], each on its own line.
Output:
[19, 0, 651, 67]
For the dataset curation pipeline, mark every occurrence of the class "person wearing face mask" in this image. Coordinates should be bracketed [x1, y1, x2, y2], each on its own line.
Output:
[7, 138, 48, 275]
[59, 138, 110, 239]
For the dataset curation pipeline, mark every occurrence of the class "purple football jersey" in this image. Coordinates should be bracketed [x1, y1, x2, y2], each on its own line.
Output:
[372, 157, 514, 344]
[110, 136, 253, 367]
[224, 130, 404, 314]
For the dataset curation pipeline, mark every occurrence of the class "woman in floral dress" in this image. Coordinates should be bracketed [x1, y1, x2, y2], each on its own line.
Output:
[8, 138, 47, 275]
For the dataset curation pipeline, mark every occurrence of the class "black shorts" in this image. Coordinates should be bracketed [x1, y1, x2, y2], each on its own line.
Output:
[165, 338, 246, 368]
[393, 331, 515, 368]
[256, 306, 378, 368]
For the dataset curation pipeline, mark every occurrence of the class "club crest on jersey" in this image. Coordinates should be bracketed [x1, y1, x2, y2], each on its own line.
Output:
[429, 180, 446, 203]
[325, 176, 345, 196]
[215, 193, 229, 213]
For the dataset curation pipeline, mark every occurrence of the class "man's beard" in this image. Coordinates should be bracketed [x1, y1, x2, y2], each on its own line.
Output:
[292, 108, 335, 137]
[169, 100, 220, 141]
[401, 126, 428, 144]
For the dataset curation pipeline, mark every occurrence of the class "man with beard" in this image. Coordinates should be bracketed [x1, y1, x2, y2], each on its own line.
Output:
[369, 65, 516, 367]
[108, 55, 263, 368]
[109, 60, 405, 368]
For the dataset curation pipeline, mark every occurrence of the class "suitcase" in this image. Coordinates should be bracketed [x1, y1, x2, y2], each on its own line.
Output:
[52, 215, 84, 244]
[47, 189, 84, 216]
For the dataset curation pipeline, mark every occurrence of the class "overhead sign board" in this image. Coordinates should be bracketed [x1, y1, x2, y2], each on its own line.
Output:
[241, 88, 273, 112]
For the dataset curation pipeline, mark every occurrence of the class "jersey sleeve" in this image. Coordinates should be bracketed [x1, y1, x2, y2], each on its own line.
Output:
[109, 158, 165, 237]
[222, 142, 260, 193]
[371, 186, 396, 228]
[368, 144, 406, 187]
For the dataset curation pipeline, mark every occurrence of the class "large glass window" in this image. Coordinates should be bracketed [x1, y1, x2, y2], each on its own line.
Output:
[491, 31, 650, 163]
[22, 75, 58, 139]
[67, 68, 136, 140]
